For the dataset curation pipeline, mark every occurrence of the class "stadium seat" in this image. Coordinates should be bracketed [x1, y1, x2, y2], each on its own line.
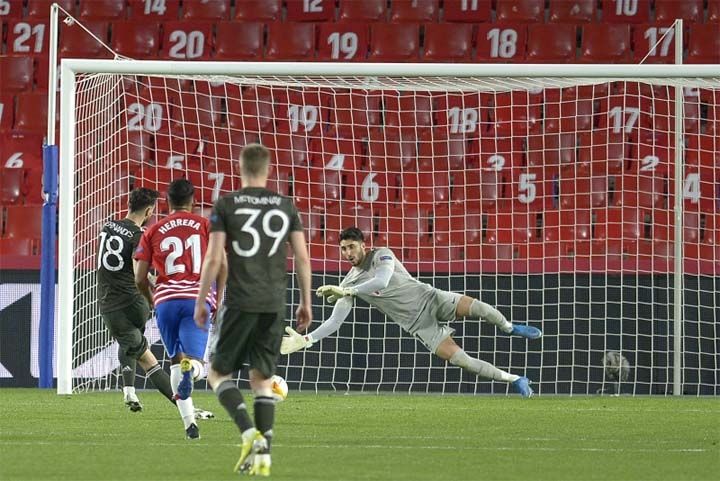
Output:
[337, 0, 386, 22]
[0, 134, 43, 171]
[286, 0, 335, 22]
[509, 167, 554, 211]
[368, 23, 420, 62]
[274, 89, 331, 137]
[668, 166, 718, 213]
[345, 170, 399, 207]
[453, 168, 503, 210]
[110, 21, 161, 58]
[473, 136, 523, 177]
[543, 89, 594, 134]
[309, 137, 363, 171]
[489, 91, 541, 136]
[0, 0, 24, 20]
[316, 22, 370, 61]
[293, 167, 344, 210]
[389, 0, 439, 23]
[59, 21, 111, 59]
[203, 129, 259, 172]
[596, 94, 646, 137]
[116, 129, 152, 169]
[704, 213, 719, 245]
[433, 204, 466, 246]
[78, 0, 126, 20]
[0, 96, 15, 133]
[630, 138, 672, 177]
[266, 167, 290, 197]
[543, 208, 592, 244]
[160, 21, 213, 60]
[6, 20, 49, 55]
[233, 0, 282, 21]
[632, 24, 680, 64]
[399, 171, 451, 207]
[579, 24, 631, 63]
[601, 0, 650, 24]
[0, 168, 25, 205]
[154, 132, 204, 173]
[0, 237, 35, 255]
[548, 0, 596, 23]
[441, 0, 491, 22]
[136, 166, 185, 196]
[434, 92, 486, 137]
[126, 0, 180, 20]
[417, 133, 469, 172]
[3, 205, 43, 240]
[13, 91, 51, 134]
[615, 173, 666, 209]
[263, 131, 311, 169]
[0, 56, 34, 92]
[685, 134, 718, 170]
[651, 210, 701, 243]
[181, 0, 230, 20]
[366, 131, 417, 172]
[378, 205, 431, 249]
[654, 0, 703, 24]
[26, 0, 74, 18]
[525, 24, 576, 63]
[709, 0, 720, 23]
[168, 91, 222, 137]
[422, 23, 473, 62]
[265, 22, 316, 61]
[495, 0, 544, 23]
[594, 207, 644, 245]
[558, 174, 608, 210]
[327, 90, 382, 137]
[383, 91, 433, 137]
[298, 209, 323, 242]
[687, 24, 720, 64]
[474, 24, 527, 63]
[213, 21, 263, 60]
[486, 210, 538, 244]
[578, 130, 629, 175]
[225, 85, 276, 134]
[526, 132, 576, 175]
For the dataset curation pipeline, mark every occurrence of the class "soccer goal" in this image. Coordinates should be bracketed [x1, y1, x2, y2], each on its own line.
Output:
[55, 57, 720, 397]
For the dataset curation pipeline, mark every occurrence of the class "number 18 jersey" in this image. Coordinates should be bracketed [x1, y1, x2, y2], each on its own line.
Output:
[96, 218, 144, 314]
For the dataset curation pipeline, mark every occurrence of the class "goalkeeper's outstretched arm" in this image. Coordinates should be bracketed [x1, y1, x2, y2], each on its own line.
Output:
[281, 297, 353, 354]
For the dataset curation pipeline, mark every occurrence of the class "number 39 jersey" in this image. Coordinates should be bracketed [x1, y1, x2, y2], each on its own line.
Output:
[96, 218, 144, 314]
[210, 186, 303, 312]
[135, 211, 215, 309]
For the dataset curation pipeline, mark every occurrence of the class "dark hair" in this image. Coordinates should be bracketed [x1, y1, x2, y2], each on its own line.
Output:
[128, 187, 159, 213]
[241, 143, 271, 177]
[167, 178, 195, 208]
[339, 227, 365, 243]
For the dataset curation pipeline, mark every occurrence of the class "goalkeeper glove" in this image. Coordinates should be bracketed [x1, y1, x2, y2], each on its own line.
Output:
[316, 285, 357, 303]
[280, 326, 314, 355]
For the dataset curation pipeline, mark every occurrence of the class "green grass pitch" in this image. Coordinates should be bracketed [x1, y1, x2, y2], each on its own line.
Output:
[0, 388, 718, 481]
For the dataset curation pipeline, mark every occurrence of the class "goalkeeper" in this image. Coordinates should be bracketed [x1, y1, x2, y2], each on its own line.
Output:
[282, 227, 541, 397]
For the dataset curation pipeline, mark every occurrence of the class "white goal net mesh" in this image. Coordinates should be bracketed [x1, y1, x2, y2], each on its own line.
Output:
[63, 68, 719, 396]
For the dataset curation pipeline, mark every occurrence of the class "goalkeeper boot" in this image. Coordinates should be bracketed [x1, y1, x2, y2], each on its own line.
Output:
[175, 358, 193, 401]
[185, 423, 200, 440]
[234, 428, 258, 473]
[509, 324, 542, 340]
[513, 376, 534, 398]
[194, 407, 214, 420]
[247, 434, 270, 477]
[124, 392, 142, 412]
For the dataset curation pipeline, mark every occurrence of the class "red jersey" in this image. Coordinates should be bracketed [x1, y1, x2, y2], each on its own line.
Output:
[135, 211, 216, 309]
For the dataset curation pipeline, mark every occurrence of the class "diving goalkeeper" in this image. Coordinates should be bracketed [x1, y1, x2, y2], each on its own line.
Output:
[282, 227, 541, 397]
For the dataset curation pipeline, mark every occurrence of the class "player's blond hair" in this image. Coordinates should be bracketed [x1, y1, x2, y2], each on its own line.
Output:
[240, 143, 270, 178]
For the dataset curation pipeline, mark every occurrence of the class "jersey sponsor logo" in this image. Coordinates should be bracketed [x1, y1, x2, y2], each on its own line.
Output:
[379, 255, 392, 261]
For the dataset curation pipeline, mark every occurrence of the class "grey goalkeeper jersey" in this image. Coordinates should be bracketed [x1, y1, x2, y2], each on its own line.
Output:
[340, 247, 436, 331]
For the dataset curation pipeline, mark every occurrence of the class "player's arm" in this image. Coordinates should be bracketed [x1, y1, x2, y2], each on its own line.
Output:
[194, 230, 226, 330]
[289, 229, 313, 332]
[317, 263, 394, 303]
[215, 248, 228, 307]
[134, 259, 154, 305]
[281, 296, 352, 354]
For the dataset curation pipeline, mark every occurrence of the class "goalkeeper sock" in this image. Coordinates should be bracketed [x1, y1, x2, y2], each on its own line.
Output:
[449, 349, 519, 383]
[146, 364, 175, 402]
[254, 391, 275, 452]
[469, 299, 513, 333]
[215, 380, 254, 434]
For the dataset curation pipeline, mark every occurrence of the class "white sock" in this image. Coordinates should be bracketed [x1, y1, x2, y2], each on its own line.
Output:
[449, 349, 519, 382]
[177, 398, 196, 429]
[123, 386, 136, 397]
[170, 364, 182, 395]
[469, 299, 513, 333]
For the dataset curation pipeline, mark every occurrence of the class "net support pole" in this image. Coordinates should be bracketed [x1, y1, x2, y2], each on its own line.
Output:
[672, 19, 684, 396]
[39, 2, 61, 388]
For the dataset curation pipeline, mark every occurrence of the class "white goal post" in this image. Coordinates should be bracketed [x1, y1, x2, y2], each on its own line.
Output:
[56, 59, 720, 397]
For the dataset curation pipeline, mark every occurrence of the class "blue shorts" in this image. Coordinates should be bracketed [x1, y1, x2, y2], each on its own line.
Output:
[154, 298, 210, 359]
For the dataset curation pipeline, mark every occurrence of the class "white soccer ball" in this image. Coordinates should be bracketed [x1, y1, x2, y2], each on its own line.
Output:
[270, 375, 288, 402]
[602, 351, 630, 382]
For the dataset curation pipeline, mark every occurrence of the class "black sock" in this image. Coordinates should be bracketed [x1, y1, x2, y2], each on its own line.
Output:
[146, 364, 175, 402]
[254, 396, 275, 452]
[118, 352, 136, 389]
[216, 381, 254, 434]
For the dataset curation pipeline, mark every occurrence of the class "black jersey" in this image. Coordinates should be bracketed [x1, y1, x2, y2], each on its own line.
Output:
[210, 187, 303, 312]
[96, 218, 144, 313]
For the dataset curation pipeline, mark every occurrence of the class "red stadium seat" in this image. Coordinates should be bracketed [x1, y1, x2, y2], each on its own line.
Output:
[417, 132, 469, 172]
[316, 22, 370, 62]
[422, 23, 473, 62]
[298, 209, 323, 242]
[6, 20, 49, 55]
[366, 131, 417, 173]
[0, 134, 43, 171]
[383, 91, 433, 137]
[233, 0, 282, 21]
[78, 0, 126, 20]
[654, 0, 703, 24]
[685, 134, 718, 170]
[378, 205, 431, 249]
[632, 24, 680, 64]
[651, 210, 701, 243]
[399, 171, 451, 207]
[0, 56, 34, 92]
[213, 21, 263, 60]
[543, 209, 591, 243]
[616, 172, 666, 209]
[60, 21, 111, 59]
[526, 132, 577, 174]
[558, 174, 608, 210]
[154, 132, 204, 173]
[705, 213, 720, 245]
[345, 170, 398, 207]
[110, 21, 161, 58]
[548, 0, 595, 23]
[203, 129, 259, 173]
[337, 0, 386, 22]
[113, 129, 152, 170]
[26, 0, 74, 18]
[602, 0, 650, 24]
[389, 0, 439, 23]
[265, 22, 316, 61]
[368, 23, 420, 62]
[495, 0, 544, 23]
[687, 24, 720, 64]
[596, 95, 647, 137]
[136, 166, 185, 196]
[442, 0, 491, 23]
[127, 0, 180, 20]
[273, 89, 331, 137]
[433, 92, 486, 137]
[486, 210, 538, 244]
[168, 91, 222, 137]
[286, 0, 335, 22]
[0, 96, 15, 132]
[3, 205, 43, 240]
[474, 24, 527, 63]
[630, 138, 672, 177]
[526, 24, 576, 63]
[0, 168, 25, 205]
[327, 90, 382, 137]
[668, 166, 718, 213]
[578, 130, 629, 175]
[579, 24, 631, 63]
[266, 167, 290, 197]
[225, 85, 275, 134]
[473, 136, 523, 177]
[160, 21, 213, 60]
[309, 137, 363, 171]
[0, 237, 35, 255]
[13, 91, 50, 134]
[509, 167, 554, 211]
[263, 131, 311, 170]
[0, 0, 24, 20]
[594, 206, 643, 242]
[182, 0, 230, 20]
[293, 167, 344, 210]
[453, 169, 504, 210]
[542, 89, 593, 133]
[709, 0, 720, 23]
[489, 91, 541, 136]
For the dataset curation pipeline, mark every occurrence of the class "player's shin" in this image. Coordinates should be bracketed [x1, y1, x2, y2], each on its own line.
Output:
[145, 363, 175, 402]
[449, 349, 519, 383]
[469, 299, 513, 333]
[253, 387, 275, 452]
[214, 379, 254, 434]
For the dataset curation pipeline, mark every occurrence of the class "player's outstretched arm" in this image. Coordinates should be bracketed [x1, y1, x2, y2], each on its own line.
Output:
[317, 264, 394, 304]
[281, 297, 352, 354]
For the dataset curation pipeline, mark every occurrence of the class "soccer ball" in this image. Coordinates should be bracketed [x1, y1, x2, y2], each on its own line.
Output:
[270, 375, 288, 402]
[602, 351, 630, 382]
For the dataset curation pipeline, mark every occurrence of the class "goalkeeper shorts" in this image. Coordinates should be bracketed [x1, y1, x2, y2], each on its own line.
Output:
[410, 290, 461, 353]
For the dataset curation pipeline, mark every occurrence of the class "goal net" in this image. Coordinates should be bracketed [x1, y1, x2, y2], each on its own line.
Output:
[57, 61, 720, 396]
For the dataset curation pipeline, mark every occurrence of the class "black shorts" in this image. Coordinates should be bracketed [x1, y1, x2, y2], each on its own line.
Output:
[101, 296, 150, 360]
[210, 306, 284, 379]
